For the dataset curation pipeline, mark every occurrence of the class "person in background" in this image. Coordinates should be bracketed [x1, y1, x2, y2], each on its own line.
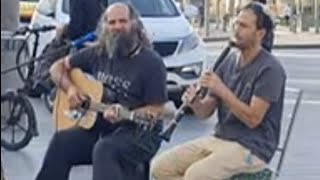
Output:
[55, 0, 104, 41]
[283, 3, 292, 26]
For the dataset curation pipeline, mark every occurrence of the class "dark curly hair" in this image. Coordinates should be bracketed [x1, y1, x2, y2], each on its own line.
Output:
[241, 2, 274, 31]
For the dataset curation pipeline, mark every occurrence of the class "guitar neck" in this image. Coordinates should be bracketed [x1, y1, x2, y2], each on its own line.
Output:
[89, 102, 109, 114]
[88, 102, 134, 121]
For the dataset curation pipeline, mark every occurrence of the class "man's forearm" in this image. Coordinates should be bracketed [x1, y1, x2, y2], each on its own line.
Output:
[49, 59, 75, 92]
[219, 86, 260, 128]
[134, 104, 165, 119]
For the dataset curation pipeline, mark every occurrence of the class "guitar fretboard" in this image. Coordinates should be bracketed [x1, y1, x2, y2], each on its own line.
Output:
[88, 102, 134, 121]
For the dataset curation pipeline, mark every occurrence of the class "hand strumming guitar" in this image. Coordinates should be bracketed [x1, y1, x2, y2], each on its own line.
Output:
[66, 85, 86, 109]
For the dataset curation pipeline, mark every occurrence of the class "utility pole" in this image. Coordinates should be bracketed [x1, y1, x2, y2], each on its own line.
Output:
[1, 0, 19, 31]
[204, 0, 210, 37]
[315, 0, 319, 33]
[1, 0, 20, 93]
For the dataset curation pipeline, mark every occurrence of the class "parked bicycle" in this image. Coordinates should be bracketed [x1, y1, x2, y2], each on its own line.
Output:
[1, 26, 97, 151]
[14, 24, 57, 83]
[1, 25, 56, 151]
[1, 90, 37, 151]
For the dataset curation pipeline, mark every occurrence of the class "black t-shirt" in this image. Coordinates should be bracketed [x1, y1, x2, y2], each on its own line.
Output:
[213, 49, 286, 163]
[69, 46, 168, 116]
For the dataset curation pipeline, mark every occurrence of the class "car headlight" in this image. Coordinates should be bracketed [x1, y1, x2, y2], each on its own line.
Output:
[177, 33, 199, 54]
[180, 62, 203, 78]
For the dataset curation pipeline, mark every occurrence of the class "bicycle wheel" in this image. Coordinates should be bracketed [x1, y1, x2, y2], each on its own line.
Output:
[15, 40, 33, 83]
[1, 91, 36, 151]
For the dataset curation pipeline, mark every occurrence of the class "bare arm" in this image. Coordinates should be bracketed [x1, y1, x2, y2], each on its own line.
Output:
[134, 103, 166, 120]
[103, 103, 166, 123]
[220, 87, 270, 129]
[49, 56, 75, 92]
[50, 56, 86, 108]
[201, 72, 270, 129]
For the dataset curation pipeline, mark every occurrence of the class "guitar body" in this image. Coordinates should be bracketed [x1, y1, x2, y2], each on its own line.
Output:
[53, 69, 103, 130]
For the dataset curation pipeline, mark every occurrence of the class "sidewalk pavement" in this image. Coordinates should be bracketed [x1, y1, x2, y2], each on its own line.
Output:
[196, 24, 320, 49]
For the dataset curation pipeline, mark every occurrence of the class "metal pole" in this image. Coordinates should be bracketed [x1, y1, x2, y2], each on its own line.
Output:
[315, 0, 319, 33]
[204, 0, 210, 37]
[1, 0, 19, 31]
[1, 0, 20, 94]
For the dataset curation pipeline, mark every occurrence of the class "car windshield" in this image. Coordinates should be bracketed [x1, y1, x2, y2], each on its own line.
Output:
[63, 0, 180, 17]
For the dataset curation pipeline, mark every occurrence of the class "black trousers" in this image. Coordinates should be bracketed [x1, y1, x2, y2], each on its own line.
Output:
[35, 119, 162, 180]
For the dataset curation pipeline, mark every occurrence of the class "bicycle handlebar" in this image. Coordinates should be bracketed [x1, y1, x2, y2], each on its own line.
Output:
[13, 25, 56, 36]
[71, 32, 97, 49]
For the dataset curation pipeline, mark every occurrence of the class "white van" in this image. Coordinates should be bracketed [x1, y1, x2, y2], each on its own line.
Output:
[31, 0, 212, 107]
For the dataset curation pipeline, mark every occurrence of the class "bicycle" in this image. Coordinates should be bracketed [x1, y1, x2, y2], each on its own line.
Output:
[14, 24, 57, 83]
[2, 24, 62, 111]
[1, 25, 97, 151]
[1, 90, 37, 151]
[1, 24, 56, 151]
[21, 28, 97, 112]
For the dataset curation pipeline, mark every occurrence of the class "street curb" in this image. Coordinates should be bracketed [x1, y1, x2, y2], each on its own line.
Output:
[273, 44, 320, 49]
[202, 37, 320, 49]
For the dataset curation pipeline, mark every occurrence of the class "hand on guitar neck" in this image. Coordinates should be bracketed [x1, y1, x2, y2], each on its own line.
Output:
[102, 103, 163, 127]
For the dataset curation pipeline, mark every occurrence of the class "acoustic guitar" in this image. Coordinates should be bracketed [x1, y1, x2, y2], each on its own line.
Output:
[52, 68, 155, 130]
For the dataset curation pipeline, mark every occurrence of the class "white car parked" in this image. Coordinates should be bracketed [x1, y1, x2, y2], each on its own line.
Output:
[30, 0, 213, 107]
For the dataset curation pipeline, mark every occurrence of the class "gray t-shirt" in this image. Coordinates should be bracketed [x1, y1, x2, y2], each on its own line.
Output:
[213, 49, 286, 163]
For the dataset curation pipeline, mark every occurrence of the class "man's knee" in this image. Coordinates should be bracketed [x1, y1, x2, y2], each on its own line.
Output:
[49, 131, 69, 150]
[150, 153, 176, 179]
[185, 161, 237, 180]
[93, 138, 119, 161]
[150, 156, 163, 179]
[184, 163, 211, 180]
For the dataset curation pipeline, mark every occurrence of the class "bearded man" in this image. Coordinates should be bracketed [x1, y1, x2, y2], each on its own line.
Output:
[35, 3, 167, 180]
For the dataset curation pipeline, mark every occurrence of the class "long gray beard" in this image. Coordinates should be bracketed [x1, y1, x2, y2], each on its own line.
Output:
[106, 32, 139, 59]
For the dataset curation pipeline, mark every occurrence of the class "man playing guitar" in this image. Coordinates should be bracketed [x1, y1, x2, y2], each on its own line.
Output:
[35, 2, 168, 180]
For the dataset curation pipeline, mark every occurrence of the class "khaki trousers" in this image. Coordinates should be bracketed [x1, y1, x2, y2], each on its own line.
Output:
[151, 136, 265, 180]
